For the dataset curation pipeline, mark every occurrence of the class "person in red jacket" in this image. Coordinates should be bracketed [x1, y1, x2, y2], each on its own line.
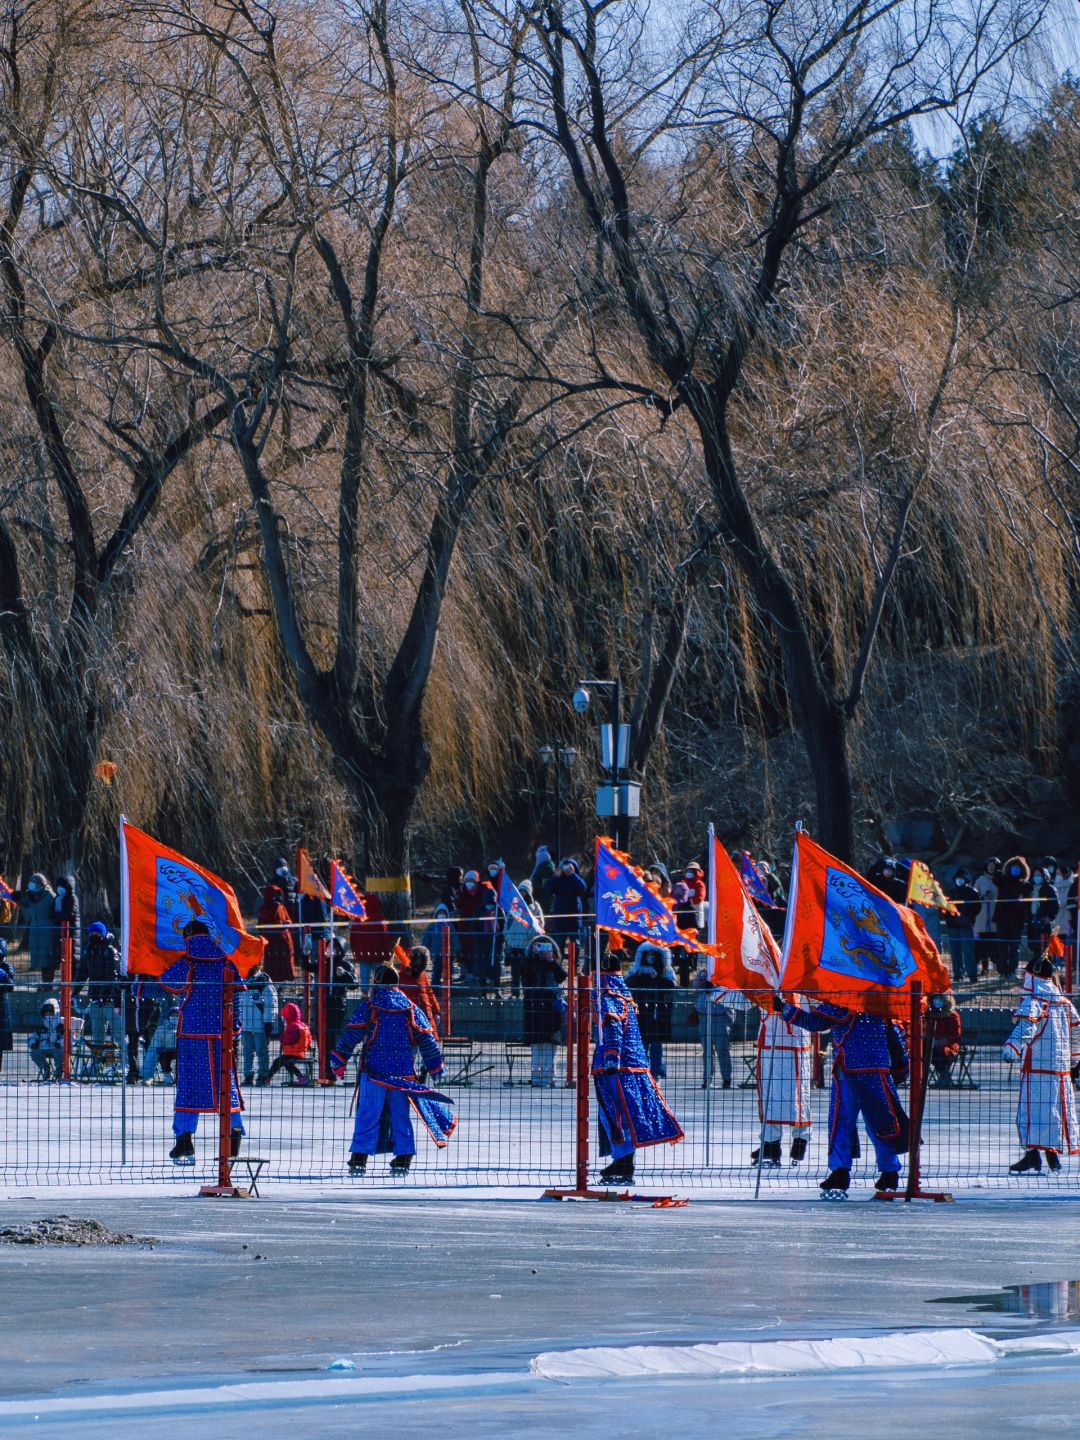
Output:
[348, 892, 395, 991]
[456, 870, 498, 992]
[257, 884, 296, 983]
[263, 1001, 312, 1085]
[399, 946, 442, 1034]
[930, 995, 963, 1087]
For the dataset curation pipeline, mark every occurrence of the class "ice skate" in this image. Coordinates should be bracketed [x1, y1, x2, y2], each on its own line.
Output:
[598, 1156, 634, 1185]
[1046, 1150, 1062, 1172]
[169, 1133, 196, 1167]
[790, 1135, 808, 1164]
[347, 1152, 368, 1175]
[874, 1170, 899, 1192]
[1009, 1149, 1042, 1174]
[750, 1140, 781, 1167]
[389, 1154, 412, 1174]
[819, 1167, 850, 1200]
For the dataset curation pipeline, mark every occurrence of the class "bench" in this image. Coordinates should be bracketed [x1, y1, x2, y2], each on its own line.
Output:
[503, 1041, 533, 1086]
[442, 1036, 493, 1086]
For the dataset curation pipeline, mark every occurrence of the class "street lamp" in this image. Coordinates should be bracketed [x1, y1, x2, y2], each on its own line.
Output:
[538, 745, 577, 862]
[573, 677, 639, 848]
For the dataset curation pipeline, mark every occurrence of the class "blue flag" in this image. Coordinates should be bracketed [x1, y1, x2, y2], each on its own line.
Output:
[330, 861, 367, 920]
[739, 851, 777, 908]
[595, 838, 707, 952]
[496, 868, 543, 942]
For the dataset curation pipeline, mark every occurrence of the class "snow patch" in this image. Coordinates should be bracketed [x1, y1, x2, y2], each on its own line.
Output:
[530, 1328, 1080, 1380]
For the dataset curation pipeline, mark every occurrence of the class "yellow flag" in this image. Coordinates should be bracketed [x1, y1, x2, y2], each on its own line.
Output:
[906, 858, 958, 917]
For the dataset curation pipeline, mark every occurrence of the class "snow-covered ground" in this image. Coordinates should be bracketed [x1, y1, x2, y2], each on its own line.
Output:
[2, 1194, 1080, 1437]
[0, 1037, 1071, 1196]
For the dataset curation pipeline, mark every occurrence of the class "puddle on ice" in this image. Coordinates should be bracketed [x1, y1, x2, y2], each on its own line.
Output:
[928, 1280, 1080, 1321]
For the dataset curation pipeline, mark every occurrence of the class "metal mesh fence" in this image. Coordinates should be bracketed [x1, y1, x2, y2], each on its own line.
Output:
[1, 947, 1077, 1193]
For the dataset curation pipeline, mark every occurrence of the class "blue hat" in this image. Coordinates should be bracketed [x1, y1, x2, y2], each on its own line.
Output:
[87, 922, 108, 940]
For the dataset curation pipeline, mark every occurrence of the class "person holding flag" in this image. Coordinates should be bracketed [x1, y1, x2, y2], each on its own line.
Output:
[708, 833, 812, 1166]
[498, 872, 545, 998]
[119, 819, 266, 1168]
[593, 839, 688, 1184]
[774, 829, 951, 1197]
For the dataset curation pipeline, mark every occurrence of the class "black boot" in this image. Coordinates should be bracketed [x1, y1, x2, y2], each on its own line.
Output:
[599, 1155, 634, 1185]
[819, 1167, 850, 1197]
[1046, 1150, 1062, 1173]
[230, 1129, 243, 1158]
[875, 1170, 899, 1192]
[389, 1154, 412, 1174]
[790, 1135, 808, 1163]
[348, 1152, 368, 1174]
[243, 1074, 254, 1087]
[1009, 1149, 1042, 1174]
[169, 1132, 196, 1166]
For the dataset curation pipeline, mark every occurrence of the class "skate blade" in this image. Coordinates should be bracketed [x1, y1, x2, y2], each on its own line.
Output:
[171, 1157, 196, 1167]
[819, 1189, 849, 1201]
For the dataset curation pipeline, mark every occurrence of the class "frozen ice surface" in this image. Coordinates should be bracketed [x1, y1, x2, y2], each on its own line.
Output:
[2, 1193, 1080, 1437]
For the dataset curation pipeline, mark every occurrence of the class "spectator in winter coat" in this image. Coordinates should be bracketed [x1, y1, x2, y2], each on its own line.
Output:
[0, 940, 12, 1075]
[1028, 867, 1058, 952]
[19, 875, 58, 984]
[502, 879, 544, 997]
[54, 874, 81, 977]
[400, 947, 442, 1034]
[866, 856, 908, 905]
[456, 871, 499, 992]
[237, 966, 279, 1086]
[691, 969, 736, 1089]
[930, 995, 962, 1086]
[671, 876, 699, 989]
[76, 922, 123, 1047]
[264, 1001, 312, 1085]
[643, 861, 672, 899]
[1052, 864, 1074, 943]
[421, 904, 460, 987]
[521, 934, 566, 1086]
[140, 1003, 180, 1083]
[29, 999, 64, 1081]
[325, 940, 358, 1061]
[944, 871, 981, 984]
[993, 856, 1032, 977]
[626, 944, 677, 1079]
[530, 847, 556, 907]
[974, 858, 1000, 975]
[258, 884, 297, 984]
[348, 892, 395, 993]
[546, 859, 587, 954]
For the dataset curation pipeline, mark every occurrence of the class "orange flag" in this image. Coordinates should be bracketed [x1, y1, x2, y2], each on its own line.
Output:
[297, 846, 330, 900]
[119, 817, 266, 977]
[708, 832, 782, 998]
[778, 831, 951, 1017]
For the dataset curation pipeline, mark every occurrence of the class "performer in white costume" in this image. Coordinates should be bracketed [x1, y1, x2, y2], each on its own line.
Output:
[753, 996, 814, 1165]
[1003, 956, 1080, 1175]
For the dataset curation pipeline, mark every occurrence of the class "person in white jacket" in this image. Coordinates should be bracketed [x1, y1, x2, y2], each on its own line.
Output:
[1003, 956, 1080, 1174]
[752, 992, 814, 1165]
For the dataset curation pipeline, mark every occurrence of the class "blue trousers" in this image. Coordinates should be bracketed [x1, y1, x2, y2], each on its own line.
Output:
[945, 930, 977, 983]
[599, 1107, 635, 1161]
[351, 1076, 416, 1156]
[173, 1112, 244, 1137]
[828, 1070, 903, 1172]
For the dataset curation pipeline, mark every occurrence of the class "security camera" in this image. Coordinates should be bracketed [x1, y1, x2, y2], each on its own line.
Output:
[572, 686, 591, 714]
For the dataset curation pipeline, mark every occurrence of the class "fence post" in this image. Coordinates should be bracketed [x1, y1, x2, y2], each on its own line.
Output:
[811, 1032, 824, 1088]
[574, 971, 591, 1192]
[442, 926, 452, 1038]
[316, 937, 329, 1082]
[1067, 943, 1074, 998]
[565, 940, 577, 1087]
[200, 971, 240, 1197]
[904, 982, 923, 1200]
[60, 922, 73, 1081]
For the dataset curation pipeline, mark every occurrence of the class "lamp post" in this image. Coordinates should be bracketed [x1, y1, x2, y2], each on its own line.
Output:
[538, 745, 577, 862]
[572, 678, 638, 849]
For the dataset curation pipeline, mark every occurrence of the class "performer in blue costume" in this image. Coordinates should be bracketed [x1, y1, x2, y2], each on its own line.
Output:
[160, 921, 245, 1166]
[776, 996, 908, 1198]
[331, 965, 456, 1176]
[593, 951, 683, 1184]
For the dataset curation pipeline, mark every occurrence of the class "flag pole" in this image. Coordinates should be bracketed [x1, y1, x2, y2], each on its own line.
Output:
[754, 823, 799, 1200]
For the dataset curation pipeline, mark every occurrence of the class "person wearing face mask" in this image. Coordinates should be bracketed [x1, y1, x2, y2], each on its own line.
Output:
[485, 862, 507, 991]
[1051, 863, 1074, 944]
[54, 874, 81, 979]
[974, 858, 1000, 976]
[944, 870, 981, 985]
[546, 859, 588, 955]
[993, 856, 1032, 977]
[17, 874, 58, 987]
[1028, 866, 1058, 958]
[456, 870, 498, 993]
[866, 856, 908, 906]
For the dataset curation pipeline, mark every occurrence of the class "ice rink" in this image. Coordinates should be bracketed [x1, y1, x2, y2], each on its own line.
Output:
[2, 1191, 1080, 1437]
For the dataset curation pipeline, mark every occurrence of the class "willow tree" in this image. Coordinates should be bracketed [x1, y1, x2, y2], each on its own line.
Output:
[518, 0, 1051, 860]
